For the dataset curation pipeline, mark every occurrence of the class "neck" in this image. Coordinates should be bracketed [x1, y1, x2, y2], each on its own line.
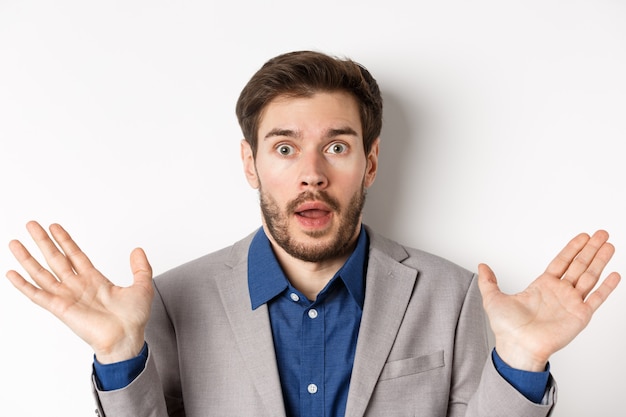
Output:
[279, 252, 350, 301]
[266, 230, 360, 301]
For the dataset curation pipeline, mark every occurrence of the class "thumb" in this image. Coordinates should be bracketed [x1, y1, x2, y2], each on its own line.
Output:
[477, 263, 501, 302]
[130, 247, 153, 288]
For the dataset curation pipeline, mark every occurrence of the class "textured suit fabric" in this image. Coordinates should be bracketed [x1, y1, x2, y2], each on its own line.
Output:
[93, 226, 556, 416]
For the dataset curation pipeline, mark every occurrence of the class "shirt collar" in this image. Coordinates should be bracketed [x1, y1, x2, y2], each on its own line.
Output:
[247, 225, 369, 310]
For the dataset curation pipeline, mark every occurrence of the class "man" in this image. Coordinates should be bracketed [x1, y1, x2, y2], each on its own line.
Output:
[6, 51, 621, 416]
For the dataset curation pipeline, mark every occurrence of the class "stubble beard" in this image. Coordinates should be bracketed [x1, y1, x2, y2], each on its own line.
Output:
[260, 186, 367, 263]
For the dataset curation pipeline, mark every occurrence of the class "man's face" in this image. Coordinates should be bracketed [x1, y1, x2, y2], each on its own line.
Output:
[241, 91, 379, 263]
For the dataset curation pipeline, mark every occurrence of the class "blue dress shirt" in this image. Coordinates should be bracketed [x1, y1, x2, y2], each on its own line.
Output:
[248, 226, 368, 417]
[93, 226, 550, 410]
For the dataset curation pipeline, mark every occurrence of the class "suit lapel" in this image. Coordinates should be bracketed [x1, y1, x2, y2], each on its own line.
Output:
[216, 243, 287, 417]
[345, 232, 418, 417]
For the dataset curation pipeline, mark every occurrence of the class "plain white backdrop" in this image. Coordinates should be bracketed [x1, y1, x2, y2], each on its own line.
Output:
[1, 1, 624, 416]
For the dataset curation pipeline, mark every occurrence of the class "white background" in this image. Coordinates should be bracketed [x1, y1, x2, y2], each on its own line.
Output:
[1, 1, 624, 416]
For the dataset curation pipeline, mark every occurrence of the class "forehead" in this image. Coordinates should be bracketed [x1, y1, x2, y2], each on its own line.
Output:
[258, 91, 362, 136]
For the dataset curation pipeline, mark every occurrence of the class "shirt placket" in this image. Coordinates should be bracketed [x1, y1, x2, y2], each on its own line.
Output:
[300, 301, 325, 416]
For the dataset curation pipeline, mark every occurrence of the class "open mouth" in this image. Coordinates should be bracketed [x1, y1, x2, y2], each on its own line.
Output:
[294, 202, 333, 227]
[296, 209, 330, 219]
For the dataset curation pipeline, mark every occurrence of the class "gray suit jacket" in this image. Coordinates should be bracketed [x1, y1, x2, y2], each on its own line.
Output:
[94, 227, 556, 416]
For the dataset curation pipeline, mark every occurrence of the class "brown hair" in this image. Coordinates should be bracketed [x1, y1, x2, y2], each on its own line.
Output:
[235, 50, 383, 157]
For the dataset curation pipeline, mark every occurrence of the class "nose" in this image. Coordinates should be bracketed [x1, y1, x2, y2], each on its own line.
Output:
[298, 151, 328, 190]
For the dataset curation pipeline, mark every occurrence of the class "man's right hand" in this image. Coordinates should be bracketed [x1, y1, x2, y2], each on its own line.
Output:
[6, 221, 154, 364]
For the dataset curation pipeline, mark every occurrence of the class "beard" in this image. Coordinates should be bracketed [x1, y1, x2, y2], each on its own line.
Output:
[260, 186, 366, 263]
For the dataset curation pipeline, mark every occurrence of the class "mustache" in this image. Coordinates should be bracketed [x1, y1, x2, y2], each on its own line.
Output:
[287, 191, 340, 214]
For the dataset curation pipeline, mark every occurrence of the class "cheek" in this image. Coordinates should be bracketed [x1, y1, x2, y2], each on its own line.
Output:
[256, 166, 291, 197]
[334, 162, 367, 189]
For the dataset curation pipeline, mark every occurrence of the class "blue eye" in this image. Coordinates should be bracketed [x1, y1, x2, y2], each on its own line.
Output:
[277, 144, 295, 156]
[327, 143, 348, 154]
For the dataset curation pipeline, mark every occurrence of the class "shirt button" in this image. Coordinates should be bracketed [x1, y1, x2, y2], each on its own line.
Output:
[289, 293, 300, 302]
[308, 309, 318, 319]
[307, 383, 318, 394]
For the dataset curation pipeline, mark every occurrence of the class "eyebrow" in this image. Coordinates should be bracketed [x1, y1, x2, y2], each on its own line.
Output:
[264, 128, 299, 140]
[263, 126, 359, 140]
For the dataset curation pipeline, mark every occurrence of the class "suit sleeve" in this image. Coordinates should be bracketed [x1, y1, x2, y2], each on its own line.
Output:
[456, 274, 556, 417]
[92, 282, 184, 417]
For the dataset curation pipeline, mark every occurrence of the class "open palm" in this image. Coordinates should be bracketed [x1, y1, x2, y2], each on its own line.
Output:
[478, 230, 621, 371]
[6, 221, 154, 363]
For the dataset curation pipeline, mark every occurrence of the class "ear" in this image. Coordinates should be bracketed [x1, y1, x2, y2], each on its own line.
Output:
[240, 140, 260, 189]
[364, 138, 380, 188]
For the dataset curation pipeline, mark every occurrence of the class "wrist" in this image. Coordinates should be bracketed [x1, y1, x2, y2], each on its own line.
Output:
[94, 336, 145, 364]
[494, 342, 549, 372]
